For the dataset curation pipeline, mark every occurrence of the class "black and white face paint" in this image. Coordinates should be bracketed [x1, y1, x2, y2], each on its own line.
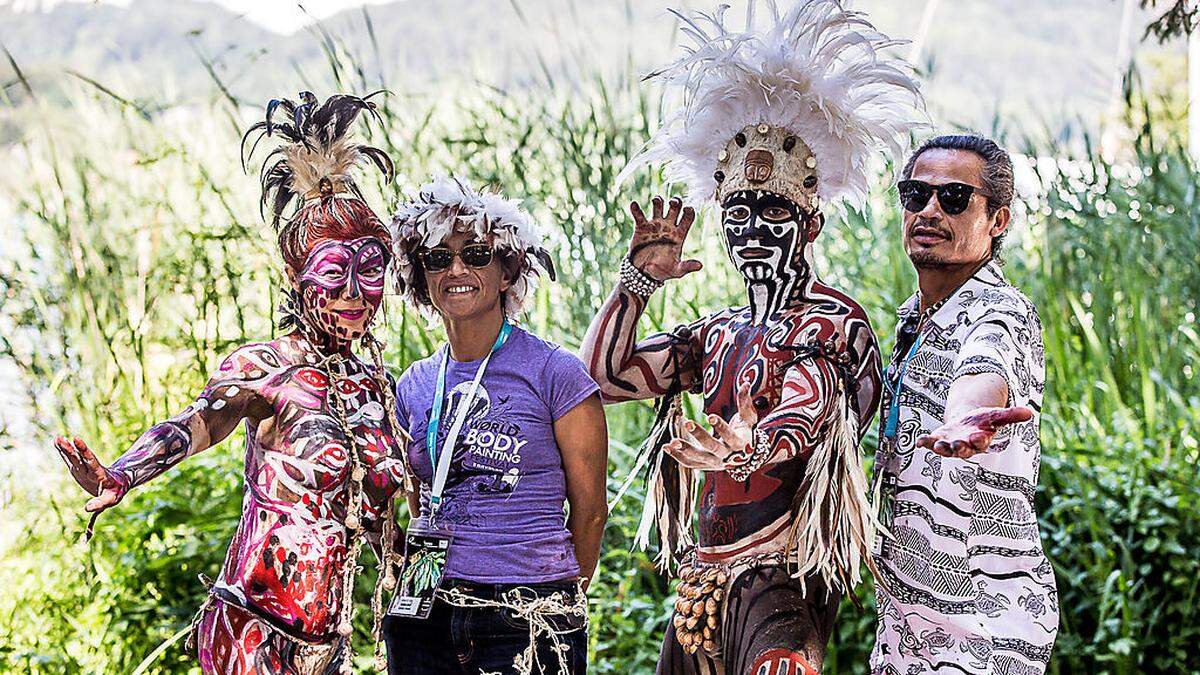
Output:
[721, 189, 811, 323]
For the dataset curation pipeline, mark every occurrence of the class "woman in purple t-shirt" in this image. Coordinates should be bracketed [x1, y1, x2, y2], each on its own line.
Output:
[383, 177, 608, 674]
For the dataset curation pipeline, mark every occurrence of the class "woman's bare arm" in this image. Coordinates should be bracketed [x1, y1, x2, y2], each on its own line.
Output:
[53, 342, 275, 512]
[554, 394, 609, 587]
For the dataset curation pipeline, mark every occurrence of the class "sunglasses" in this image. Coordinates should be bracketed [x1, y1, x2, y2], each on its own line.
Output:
[897, 180, 988, 216]
[416, 243, 494, 273]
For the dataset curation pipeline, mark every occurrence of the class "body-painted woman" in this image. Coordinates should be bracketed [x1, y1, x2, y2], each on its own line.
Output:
[53, 92, 407, 675]
[582, 2, 926, 672]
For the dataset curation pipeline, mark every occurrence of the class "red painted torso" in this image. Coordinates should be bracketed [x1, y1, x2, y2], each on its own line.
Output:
[690, 281, 881, 560]
[216, 338, 406, 638]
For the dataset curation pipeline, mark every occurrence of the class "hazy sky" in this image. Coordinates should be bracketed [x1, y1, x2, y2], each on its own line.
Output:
[1, 0, 395, 33]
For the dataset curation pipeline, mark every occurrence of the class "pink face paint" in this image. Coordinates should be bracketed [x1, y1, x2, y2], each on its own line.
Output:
[298, 237, 389, 343]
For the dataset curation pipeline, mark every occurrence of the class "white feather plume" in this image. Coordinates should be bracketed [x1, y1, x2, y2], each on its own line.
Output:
[390, 176, 553, 320]
[622, 0, 927, 209]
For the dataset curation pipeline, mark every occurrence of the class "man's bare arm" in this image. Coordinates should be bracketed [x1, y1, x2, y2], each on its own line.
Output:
[917, 373, 1031, 458]
[581, 196, 703, 403]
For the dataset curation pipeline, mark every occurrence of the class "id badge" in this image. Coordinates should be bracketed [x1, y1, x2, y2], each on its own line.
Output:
[387, 526, 452, 620]
[872, 471, 898, 558]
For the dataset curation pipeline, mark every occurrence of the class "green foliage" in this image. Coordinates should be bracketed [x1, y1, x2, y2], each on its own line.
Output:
[1, 21, 1199, 675]
[1026, 124, 1200, 674]
[1140, 0, 1199, 42]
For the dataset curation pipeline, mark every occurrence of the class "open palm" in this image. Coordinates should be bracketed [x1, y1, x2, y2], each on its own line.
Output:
[665, 384, 759, 471]
[628, 196, 703, 282]
[53, 435, 124, 513]
[917, 406, 1033, 459]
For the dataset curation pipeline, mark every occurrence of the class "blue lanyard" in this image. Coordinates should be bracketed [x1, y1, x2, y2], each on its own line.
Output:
[425, 321, 512, 468]
[883, 332, 924, 440]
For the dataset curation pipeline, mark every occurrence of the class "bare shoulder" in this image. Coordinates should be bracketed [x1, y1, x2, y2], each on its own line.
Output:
[790, 282, 880, 362]
[207, 338, 320, 398]
[807, 281, 874, 326]
[215, 339, 296, 377]
[694, 304, 751, 335]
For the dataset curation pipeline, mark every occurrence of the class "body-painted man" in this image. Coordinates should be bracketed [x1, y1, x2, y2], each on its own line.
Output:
[53, 92, 408, 674]
[582, 3, 925, 672]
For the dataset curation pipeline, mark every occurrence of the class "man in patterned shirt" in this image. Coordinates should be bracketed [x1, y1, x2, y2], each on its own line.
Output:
[871, 134, 1059, 674]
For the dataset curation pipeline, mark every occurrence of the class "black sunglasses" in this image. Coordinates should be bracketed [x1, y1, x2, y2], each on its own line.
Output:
[416, 243, 494, 273]
[897, 180, 988, 216]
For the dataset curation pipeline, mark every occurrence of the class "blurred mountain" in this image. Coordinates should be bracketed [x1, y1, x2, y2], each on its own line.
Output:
[0, 0, 1188, 135]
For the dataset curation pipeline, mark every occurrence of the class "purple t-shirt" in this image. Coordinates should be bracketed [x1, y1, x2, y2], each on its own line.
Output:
[394, 326, 599, 584]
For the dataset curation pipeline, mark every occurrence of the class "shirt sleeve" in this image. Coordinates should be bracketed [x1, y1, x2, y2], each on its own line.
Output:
[541, 347, 601, 421]
[953, 307, 1036, 408]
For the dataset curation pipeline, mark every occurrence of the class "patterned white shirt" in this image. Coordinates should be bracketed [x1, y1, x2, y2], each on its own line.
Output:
[870, 262, 1059, 675]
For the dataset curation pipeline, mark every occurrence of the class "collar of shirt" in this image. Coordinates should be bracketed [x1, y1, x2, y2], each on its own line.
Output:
[897, 260, 1007, 331]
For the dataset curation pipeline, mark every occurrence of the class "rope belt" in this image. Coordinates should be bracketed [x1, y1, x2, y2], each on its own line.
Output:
[437, 582, 588, 675]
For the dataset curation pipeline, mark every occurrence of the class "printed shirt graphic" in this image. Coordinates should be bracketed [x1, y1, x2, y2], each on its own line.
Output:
[395, 326, 599, 584]
[871, 262, 1059, 675]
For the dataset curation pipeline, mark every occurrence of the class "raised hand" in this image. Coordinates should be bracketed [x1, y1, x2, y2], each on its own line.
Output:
[628, 196, 703, 282]
[664, 383, 759, 471]
[53, 436, 125, 513]
[917, 406, 1033, 459]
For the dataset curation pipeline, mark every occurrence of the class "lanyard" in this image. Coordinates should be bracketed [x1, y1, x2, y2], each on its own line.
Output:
[426, 321, 512, 516]
[883, 332, 924, 440]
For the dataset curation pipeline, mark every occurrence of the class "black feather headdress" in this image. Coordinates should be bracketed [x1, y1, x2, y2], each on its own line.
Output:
[241, 90, 395, 228]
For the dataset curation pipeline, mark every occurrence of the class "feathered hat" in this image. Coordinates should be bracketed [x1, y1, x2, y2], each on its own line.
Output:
[240, 91, 395, 329]
[622, 0, 926, 212]
[390, 176, 556, 321]
[241, 90, 394, 225]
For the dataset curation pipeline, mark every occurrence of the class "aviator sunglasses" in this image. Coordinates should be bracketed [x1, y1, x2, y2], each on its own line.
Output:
[897, 180, 988, 216]
[416, 243, 494, 273]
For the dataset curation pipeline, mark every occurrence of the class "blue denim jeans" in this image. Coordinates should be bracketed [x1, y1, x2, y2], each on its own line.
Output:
[384, 579, 587, 674]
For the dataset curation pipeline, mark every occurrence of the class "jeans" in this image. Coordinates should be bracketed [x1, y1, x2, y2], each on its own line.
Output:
[383, 579, 587, 675]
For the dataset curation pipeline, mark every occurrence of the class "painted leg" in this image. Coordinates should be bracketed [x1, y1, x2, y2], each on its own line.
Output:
[657, 611, 724, 675]
[721, 566, 840, 675]
[195, 599, 343, 675]
[196, 600, 274, 675]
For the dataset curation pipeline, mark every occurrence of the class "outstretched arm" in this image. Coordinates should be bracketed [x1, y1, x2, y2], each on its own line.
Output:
[916, 373, 1031, 459]
[53, 343, 273, 513]
[918, 310, 1037, 459]
[581, 196, 703, 403]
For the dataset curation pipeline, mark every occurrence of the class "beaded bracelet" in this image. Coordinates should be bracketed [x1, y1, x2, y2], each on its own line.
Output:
[619, 256, 664, 298]
[727, 427, 772, 482]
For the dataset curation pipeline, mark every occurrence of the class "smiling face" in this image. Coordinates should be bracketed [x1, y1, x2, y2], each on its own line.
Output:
[721, 189, 822, 322]
[295, 236, 389, 343]
[903, 148, 1009, 269]
[422, 229, 511, 323]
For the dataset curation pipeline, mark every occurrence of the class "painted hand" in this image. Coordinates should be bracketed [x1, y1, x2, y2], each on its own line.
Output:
[628, 196, 702, 282]
[664, 384, 759, 471]
[53, 436, 125, 512]
[917, 406, 1033, 459]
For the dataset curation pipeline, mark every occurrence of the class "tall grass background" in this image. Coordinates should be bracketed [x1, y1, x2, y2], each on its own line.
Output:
[1, 14, 1199, 675]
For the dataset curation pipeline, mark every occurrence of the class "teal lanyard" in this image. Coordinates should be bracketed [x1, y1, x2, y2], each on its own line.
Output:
[425, 321, 513, 469]
[883, 332, 924, 440]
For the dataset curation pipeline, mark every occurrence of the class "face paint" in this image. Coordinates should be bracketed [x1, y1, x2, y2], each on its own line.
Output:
[298, 237, 390, 344]
[721, 189, 811, 323]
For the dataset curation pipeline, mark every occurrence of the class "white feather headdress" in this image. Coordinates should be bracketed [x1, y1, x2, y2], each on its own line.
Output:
[390, 176, 556, 320]
[623, 0, 927, 210]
